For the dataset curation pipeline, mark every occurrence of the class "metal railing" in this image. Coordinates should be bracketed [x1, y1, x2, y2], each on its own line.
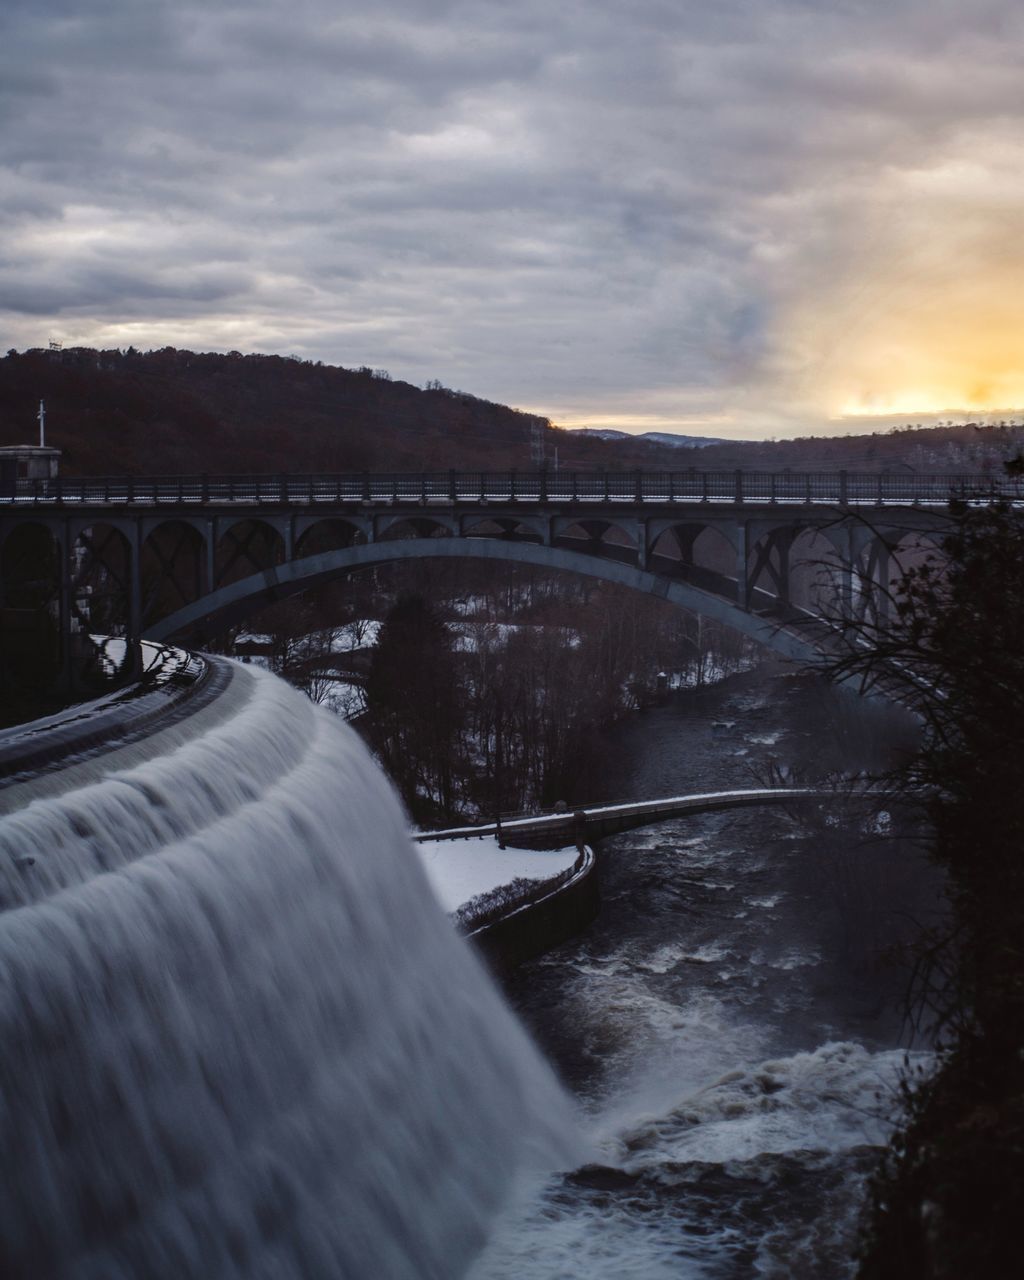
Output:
[2, 469, 1020, 507]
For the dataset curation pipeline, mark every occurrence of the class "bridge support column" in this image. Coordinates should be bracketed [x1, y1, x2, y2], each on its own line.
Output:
[128, 522, 142, 679]
[840, 523, 873, 622]
[745, 526, 795, 614]
[777, 530, 793, 606]
[840, 561, 852, 615]
[57, 518, 73, 696]
[204, 519, 216, 594]
[865, 538, 893, 626]
[735, 522, 750, 610]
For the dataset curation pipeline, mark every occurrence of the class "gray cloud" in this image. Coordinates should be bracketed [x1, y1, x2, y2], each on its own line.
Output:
[2, 0, 1022, 435]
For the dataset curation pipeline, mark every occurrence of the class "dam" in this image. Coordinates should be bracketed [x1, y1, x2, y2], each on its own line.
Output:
[0, 656, 578, 1280]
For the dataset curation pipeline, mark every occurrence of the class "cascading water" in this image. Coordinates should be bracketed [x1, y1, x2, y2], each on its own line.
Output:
[0, 663, 579, 1280]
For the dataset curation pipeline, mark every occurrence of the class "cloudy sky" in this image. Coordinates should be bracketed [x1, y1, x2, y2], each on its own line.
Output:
[3, 0, 1023, 437]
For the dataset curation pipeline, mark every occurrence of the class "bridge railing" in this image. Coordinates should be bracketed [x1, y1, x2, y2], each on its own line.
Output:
[2, 469, 1020, 507]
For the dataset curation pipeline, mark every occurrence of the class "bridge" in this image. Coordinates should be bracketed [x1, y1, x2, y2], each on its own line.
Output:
[418, 787, 831, 849]
[1, 467, 1001, 694]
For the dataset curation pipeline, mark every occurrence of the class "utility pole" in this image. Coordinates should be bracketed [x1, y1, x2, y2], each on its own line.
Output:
[37, 400, 45, 448]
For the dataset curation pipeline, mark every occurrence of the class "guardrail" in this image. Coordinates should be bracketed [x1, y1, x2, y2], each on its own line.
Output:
[1, 469, 1020, 507]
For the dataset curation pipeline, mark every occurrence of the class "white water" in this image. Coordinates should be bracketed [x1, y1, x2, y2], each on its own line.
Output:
[467, 668, 937, 1278]
[0, 664, 579, 1280]
[471, 1030, 916, 1280]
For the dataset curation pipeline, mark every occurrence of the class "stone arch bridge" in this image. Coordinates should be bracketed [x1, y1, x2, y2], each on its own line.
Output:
[0, 468, 996, 694]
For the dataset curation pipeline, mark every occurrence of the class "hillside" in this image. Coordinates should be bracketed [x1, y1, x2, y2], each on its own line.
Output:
[2, 346, 1021, 476]
[0, 347, 557, 476]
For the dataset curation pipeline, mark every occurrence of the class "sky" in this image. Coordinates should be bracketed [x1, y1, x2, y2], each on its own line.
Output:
[2, 0, 1024, 438]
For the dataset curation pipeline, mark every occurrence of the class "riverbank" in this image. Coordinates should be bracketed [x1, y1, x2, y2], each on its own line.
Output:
[412, 836, 598, 969]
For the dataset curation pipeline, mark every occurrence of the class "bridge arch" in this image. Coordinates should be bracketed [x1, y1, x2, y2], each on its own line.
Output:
[145, 536, 821, 663]
[0, 520, 62, 695]
[294, 518, 367, 558]
[71, 521, 132, 637]
[0, 520, 60, 605]
[215, 518, 285, 589]
[848, 526, 947, 626]
[141, 520, 206, 628]
[376, 514, 458, 540]
[461, 515, 546, 543]
[646, 517, 742, 556]
[141, 513, 209, 544]
[788, 525, 845, 615]
[646, 522, 740, 600]
[553, 518, 640, 569]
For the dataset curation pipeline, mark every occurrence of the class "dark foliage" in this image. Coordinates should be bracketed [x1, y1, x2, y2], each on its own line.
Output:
[344, 563, 755, 823]
[0, 347, 553, 475]
[365, 595, 462, 823]
[824, 501, 1024, 1277]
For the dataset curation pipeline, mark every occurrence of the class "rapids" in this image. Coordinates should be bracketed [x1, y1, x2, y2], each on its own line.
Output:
[471, 666, 936, 1279]
[0, 663, 578, 1280]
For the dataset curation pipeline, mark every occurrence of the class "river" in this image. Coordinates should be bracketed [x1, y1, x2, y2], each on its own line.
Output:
[470, 660, 940, 1279]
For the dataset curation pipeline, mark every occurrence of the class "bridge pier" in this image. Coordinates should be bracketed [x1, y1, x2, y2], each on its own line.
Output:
[128, 523, 142, 678]
[735, 523, 750, 610]
[58, 518, 73, 695]
[204, 519, 216, 595]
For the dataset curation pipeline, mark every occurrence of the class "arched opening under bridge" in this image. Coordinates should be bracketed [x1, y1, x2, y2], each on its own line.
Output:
[144, 537, 823, 665]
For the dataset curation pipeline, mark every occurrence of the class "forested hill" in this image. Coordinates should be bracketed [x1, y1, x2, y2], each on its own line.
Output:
[1, 345, 1022, 475]
[0, 347, 562, 476]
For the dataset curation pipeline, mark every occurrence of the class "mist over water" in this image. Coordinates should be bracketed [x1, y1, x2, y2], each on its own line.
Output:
[0, 665, 578, 1280]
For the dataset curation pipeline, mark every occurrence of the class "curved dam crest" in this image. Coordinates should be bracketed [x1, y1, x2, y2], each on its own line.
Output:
[0, 661, 579, 1279]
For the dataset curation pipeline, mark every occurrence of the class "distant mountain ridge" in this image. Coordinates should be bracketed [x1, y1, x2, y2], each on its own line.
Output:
[571, 428, 728, 448]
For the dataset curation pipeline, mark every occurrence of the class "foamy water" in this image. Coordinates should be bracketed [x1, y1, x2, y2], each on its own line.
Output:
[471, 989, 917, 1280]
[469, 668, 936, 1279]
[0, 664, 578, 1280]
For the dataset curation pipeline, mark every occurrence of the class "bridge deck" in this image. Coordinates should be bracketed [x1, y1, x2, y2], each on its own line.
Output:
[2, 468, 1018, 509]
[418, 787, 830, 846]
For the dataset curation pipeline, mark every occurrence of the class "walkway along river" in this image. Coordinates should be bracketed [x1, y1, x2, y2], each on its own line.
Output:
[470, 660, 941, 1279]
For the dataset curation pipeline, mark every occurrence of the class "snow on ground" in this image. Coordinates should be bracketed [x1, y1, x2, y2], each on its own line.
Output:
[329, 621, 380, 652]
[413, 836, 580, 915]
[320, 681, 366, 720]
[450, 622, 523, 653]
[670, 656, 759, 689]
[234, 621, 380, 652]
[449, 621, 580, 653]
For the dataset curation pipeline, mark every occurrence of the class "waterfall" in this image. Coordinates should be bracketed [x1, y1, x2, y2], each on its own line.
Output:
[0, 664, 577, 1280]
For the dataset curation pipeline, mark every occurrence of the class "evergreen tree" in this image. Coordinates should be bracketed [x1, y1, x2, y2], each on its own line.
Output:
[365, 595, 462, 822]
